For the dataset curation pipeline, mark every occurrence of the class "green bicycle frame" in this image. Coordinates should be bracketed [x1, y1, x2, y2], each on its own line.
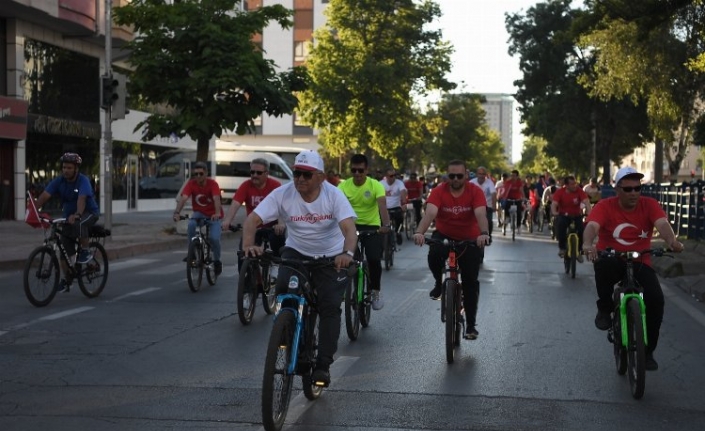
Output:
[357, 265, 364, 303]
[618, 293, 648, 347]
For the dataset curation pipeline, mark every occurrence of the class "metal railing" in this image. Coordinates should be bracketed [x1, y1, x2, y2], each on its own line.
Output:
[641, 181, 705, 241]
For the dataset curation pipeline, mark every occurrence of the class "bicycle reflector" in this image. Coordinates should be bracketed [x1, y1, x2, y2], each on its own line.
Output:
[630, 252, 640, 259]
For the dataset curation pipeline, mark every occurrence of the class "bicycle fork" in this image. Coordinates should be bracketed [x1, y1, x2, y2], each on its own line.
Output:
[274, 293, 306, 375]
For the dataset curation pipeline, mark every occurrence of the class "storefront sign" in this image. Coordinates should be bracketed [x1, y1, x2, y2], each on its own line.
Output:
[0, 96, 29, 140]
[28, 114, 101, 140]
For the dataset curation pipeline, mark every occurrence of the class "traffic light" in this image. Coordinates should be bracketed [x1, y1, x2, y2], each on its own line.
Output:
[101, 75, 118, 109]
[111, 72, 130, 120]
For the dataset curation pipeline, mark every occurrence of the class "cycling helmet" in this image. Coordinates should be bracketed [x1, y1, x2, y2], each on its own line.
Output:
[59, 152, 82, 165]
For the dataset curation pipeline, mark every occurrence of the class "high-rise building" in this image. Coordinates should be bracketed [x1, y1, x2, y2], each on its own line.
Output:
[478, 93, 513, 161]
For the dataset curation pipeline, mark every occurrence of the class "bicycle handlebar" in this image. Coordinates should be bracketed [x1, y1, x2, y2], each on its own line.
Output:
[424, 237, 479, 248]
[596, 248, 672, 259]
[245, 250, 361, 276]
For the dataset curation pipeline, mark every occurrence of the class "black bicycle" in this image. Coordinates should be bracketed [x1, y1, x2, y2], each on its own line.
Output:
[260, 252, 357, 431]
[384, 208, 402, 270]
[344, 230, 377, 341]
[563, 215, 583, 279]
[23, 216, 110, 307]
[181, 215, 218, 292]
[236, 227, 280, 325]
[599, 248, 670, 399]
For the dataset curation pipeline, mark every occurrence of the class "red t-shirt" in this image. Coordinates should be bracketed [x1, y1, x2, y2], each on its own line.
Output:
[404, 179, 424, 200]
[504, 178, 524, 200]
[427, 182, 487, 240]
[586, 196, 666, 266]
[182, 178, 223, 217]
[552, 187, 588, 216]
[232, 177, 281, 215]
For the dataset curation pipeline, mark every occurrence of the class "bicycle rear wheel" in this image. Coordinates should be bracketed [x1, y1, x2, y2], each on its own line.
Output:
[303, 311, 324, 400]
[205, 244, 217, 286]
[384, 233, 393, 271]
[626, 299, 646, 399]
[23, 246, 59, 307]
[344, 276, 361, 341]
[359, 263, 372, 328]
[262, 310, 296, 431]
[186, 239, 204, 292]
[237, 259, 258, 325]
[77, 242, 109, 298]
[261, 263, 278, 315]
[445, 280, 458, 364]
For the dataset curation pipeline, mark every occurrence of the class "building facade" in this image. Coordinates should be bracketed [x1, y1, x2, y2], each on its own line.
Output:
[478, 93, 513, 162]
[619, 143, 704, 184]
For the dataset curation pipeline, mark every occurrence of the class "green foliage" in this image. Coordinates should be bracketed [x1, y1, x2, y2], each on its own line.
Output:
[113, 0, 308, 161]
[297, 0, 455, 165]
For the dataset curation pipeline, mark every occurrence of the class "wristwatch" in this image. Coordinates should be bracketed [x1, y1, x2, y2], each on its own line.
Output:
[480, 231, 489, 236]
[344, 250, 355, 257]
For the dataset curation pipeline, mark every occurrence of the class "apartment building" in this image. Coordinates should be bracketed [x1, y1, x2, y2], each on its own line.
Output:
[619, 143, 703, 184]
[478, 93, 514, 162]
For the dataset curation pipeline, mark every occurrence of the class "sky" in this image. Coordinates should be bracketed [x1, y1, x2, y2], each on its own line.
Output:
[436, 0, 542, 163]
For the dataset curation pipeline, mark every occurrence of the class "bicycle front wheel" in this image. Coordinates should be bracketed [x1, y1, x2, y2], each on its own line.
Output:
[186, 239, 204, 292]
[511, 213, 516, 241]
[359, 263, 372, 328]
[344, 277, 361, 341]
[626, 299, 646, 399]
[302, 311, 324, 400]
[237, 259, 258, 325]
[404, 210, 414, 240]
[77, 242, 109, 298]
[384, 233, 392, 271]
[261, 263, 278, 315]
[445, 280, 458, 364]
[23, 246, 59, 307]
[262, 310, 296, 431]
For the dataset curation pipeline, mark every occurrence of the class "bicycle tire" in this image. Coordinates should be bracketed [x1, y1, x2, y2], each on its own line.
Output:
[23, 246, 59, 307]
[404, 210, 414, 240]
[262, 310, 296, 431]
[186, 238, 203, 292]
[570, 255, 577, 279]
[511, 213, 516, 241]
[626, 299, 646, 399]
[237, 259, 258, 325]
[261, 263, 277, 315]
[77, 241, 109, 298]
[359, 263, 372, 328]
[344, 277, 360, 341]
[445, 280, 458, 364]
[205, 243, 217, 286]
[302, 311, 324, 400]
[384, 233, 392, 271]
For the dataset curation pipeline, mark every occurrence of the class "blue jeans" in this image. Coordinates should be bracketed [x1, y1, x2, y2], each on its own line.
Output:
[188, 212, 221, 261]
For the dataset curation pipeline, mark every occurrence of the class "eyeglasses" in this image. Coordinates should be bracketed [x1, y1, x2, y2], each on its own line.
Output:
[350, 168, 365, 174]
[193, 172, 205, 177]
[477, 172, 487, 176]
[619, 185, 642, 193]
[250, 170, 265, 176]
[448, 173, 464, 180]
[293, 170, 314, 179]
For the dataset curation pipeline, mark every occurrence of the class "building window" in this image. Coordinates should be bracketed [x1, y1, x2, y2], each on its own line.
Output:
[294, 41, 310, 62]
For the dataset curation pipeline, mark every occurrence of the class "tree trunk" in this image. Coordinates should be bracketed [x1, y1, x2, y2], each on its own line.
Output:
[654, 139, 663, 184]
[197, 136, 210, 163]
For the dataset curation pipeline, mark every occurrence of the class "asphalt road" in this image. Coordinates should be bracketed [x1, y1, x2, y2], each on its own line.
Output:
[1, 230, 705, 430]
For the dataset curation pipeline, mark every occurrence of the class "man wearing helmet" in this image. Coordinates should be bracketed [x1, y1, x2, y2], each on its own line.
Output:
[34, 152, 100, 292]
[173, 161, 224, 275]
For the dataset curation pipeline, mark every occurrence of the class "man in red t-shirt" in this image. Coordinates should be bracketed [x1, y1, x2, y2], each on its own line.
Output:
[222, 157, 286, 270]
[502, 169, 525, 234]
[404, 172, 425, 224]
[173, 161, 224, 274]
[583, 167, 683, 371]
[551, 175, 591, 261]
[412, 160, 491, 340]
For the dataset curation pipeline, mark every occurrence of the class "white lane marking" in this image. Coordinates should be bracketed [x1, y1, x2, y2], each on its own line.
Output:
[39, 306, 94, 321]
[108, 287, 161, 303]
[0, 331, 7, 337]
[256, 355, 360, 431]
[110, 258, 160, 271]
[662, 283, 705, 328]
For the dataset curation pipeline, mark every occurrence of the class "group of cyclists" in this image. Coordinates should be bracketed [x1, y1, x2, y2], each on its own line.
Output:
[35, 150, 684, 385]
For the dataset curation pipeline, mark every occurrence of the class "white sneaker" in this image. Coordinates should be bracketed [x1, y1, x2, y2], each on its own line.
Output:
[371, 290, 384, 310]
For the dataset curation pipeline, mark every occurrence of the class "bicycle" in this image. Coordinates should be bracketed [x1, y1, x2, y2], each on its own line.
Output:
[260, 252, 358, 431]
[23, 215, 110, 307]
[236, 226, 280, 325]
[598, 248, 670, 399]
[344, 230, 377, 341]
[563, 215, 582, 279]
[503, 199, 522, 241]
[403, 201, 418, 240]
[181, 215, 218, 292]
[384, 208, 402, 270]
[537, 204, 545, 232]
[424, 237, 477, 364]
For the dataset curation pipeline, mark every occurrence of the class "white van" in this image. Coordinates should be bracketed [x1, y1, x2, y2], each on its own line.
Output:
[214, 150, 293, 203]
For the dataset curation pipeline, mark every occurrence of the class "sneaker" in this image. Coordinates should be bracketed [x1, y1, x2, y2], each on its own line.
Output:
[214, 260, 222, 276]
[577, 255, 584, 263]
[77, 249, 92, 264]
[396, 232, 403, 246]
[429, 283, 442, 300]
[595, 309, 611, 331]
[371, 290, 384, 310]
[558, 249, 566, 259]
[57, 279, 71, 293]
[464, 326, 479, 340]
[645, 352, 659, 371]
[311, 366, 330, 387]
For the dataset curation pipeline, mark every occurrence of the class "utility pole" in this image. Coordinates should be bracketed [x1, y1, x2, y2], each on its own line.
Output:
[102, 0, 113, 232]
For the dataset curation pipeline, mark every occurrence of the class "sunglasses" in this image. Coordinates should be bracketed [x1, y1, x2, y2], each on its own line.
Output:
[619, 185, 642, 193]
[250, 170, 265, 176]
[193, 172, 205, 177]
[350, 168, 365, 174]
[448, 173, 464, 180]
[293, 170, 314, 179]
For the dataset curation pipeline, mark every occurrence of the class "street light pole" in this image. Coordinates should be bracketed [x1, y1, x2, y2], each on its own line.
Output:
[103, 0, 113, 232]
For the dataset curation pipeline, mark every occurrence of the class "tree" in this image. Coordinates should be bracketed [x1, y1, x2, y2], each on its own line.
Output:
[297, 0, 455, 165]
[517, 135, 563, 177]
[113, 0, 308, 162]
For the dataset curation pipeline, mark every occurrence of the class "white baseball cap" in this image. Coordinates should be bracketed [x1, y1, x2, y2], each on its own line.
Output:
[293, 150, 324, 172]
[614, 166, 644, 185]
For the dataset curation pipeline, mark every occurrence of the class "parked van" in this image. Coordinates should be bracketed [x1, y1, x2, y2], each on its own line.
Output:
[214, 150, 293, 203]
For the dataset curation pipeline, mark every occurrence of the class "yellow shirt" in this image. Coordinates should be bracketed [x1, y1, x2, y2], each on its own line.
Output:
[338, 177, 385, 226]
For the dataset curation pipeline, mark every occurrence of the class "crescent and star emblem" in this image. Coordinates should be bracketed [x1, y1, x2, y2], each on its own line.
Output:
[613, 223, 638, 246]
[195, 194, 209, 207]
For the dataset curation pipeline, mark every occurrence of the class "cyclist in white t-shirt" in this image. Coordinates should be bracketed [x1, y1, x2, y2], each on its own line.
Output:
[242, 150, 358, 387]
[382, 168, 408, 246]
